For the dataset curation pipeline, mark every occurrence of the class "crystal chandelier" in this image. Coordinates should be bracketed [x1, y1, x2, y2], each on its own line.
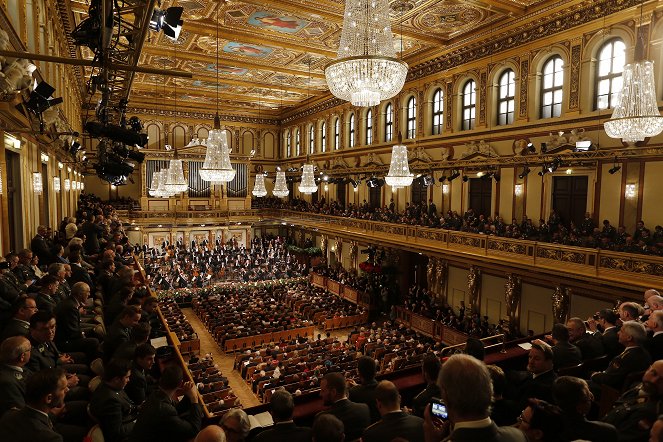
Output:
[325, 0, 408, 107]
[164, 157, 188, 194]
[149, 169, 162, 197]
[298, 164, 318, 194]
[273, 171, 289, 198]
[385, 143, 413, 187]
[604, 60, 663, 143]
[252, 173, 268, 197]
[199, 4, 236, 183]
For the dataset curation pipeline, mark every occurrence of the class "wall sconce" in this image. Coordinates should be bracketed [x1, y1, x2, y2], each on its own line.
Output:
[53, 177, 61, 192]
[442, 183, 450, 194]
[33, 172, 43, 195]
[324, 184, 329, 192]
[67, 167, 72, 173]
[58, 162, 63, 169]
[5, 133, 20, 150]
[514, 183, 523, 196]
[565, 168, 573, 175]
[64, 178, 70, 191]
[40, 152, 49, 163]
[77, 181, 81, 190]
[0, 166, 3, 194]
[625, 183, 637, 199]
[81, 182, 85, 190]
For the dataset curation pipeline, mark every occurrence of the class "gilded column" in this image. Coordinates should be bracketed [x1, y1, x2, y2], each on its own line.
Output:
[552, 285, 571, 324]
[504, 274, 522, 333]
[467, 265, 481, 315]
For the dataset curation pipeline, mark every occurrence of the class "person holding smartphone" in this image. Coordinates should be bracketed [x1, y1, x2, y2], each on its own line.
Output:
[423, 354, 526, 442]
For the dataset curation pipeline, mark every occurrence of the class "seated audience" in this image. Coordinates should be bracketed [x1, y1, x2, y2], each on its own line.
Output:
[311, 414, 344, 442]
[361, 380, 423, 442]
[549, 323, 582, 370]
[566, 317, 604, 360]
[124, 343, 157, 405]
[0, 295, 37, 341]
[0, 335, 31, 416]
[220, 408, 251, 442]
[514, 399, 564, 442]
[318, 372, 370, 442]
[252, 389, 311, 442]
[89, 358, 137, 441]
[487, 364, 519, 426]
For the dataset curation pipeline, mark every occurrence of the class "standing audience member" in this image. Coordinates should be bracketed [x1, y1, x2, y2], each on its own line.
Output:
[348, 356, 380, 423]
[411, 353, 442, 418]
[129, 365, 204, 442]
[252, 389, 311, 442]
[361, 380, 424, 442]
[423, 354, 526, 442]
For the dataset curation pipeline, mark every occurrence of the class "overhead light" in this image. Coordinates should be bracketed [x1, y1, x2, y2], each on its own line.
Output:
[273, 171, 289, 198]
[574, 140, 593, 151]
[527, 142, 536, 153]
[40, 152, 49, 162]
[385, 141, 413, 187]
[325, 0, 407, 106]
[476, 171, 485, 178]
[462, 175, 469, 182]
[540, 142, 547, 153]
[448, 170, 461, 182]
[298, 164, 318, 194]
[625, 183, 637, 199]
[439, 175, 447, 182]
[566, 168, 573, 175]
[608, 164, 621, 174]
[252, 173, 267, 197]
[25, 81, 63, 130]
[58, 162, 63, 169]
[53, 177, 60, 192]
[514, 183, 523, 196]
[64, 178, 70, 191]
[150, 7, 184, 41]
[442, 183, 449, 194]
[518, 166, 531, 179]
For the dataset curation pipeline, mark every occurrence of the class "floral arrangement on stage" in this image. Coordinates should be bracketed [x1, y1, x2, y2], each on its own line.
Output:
[359, 261, 382, 274]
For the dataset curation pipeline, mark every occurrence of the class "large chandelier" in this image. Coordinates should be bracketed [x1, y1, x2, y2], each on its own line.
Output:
[252, 173, 267, 197]
[325, 0, 408, 107]
[200, 118, 236, 183]
[604, 60, 663, 143]
[385, 143, 413, 187]
[164, 157, 188, 194]
[298, 164, 318, 194]
[149, 169, 162, 197]
[273, 171, 289, 198]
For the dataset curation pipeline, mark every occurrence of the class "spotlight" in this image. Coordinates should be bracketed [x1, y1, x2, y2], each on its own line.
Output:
[540, 142, 547, 153]
[25, 81, 63, 116]
[493, 174, 501, 182]
[439, 175, 447, 182]
[448, 170, 461, 182]
[574, 140, 593, 152]
[128, 116, 143, 133]
[518, 166, 531, 179]
[538, 166, 547, 176]
[527, 142, 536, 153]
[608, 164, 621, 174]
[85, 121, 148, 147]
[462, 175, 469, 182]
[150, 7, 184, 40]
[69, 140, 81, 156]
[423, 175, 434, 187]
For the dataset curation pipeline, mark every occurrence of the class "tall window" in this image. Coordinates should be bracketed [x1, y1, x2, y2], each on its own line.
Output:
[334, 118, 340, 150]
[385, 103, 393, 142]
[462, 80, 476, 130]
[498, 70, 516, 125]
[295, 129, 301, 156]
[349, 113, 355, 147]
[432, 88, 444, 135]
[541, 56, 563, 118]
[286, 132, 291, 157]
[366, 109, 373, 144]
[596, 39, 625, 110]
[308, 125, 315, 154]
[406, 96, 417, 139]
[321, 122, 326, 152]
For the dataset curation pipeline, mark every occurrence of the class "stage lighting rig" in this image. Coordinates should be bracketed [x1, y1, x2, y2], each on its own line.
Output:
[84, 121, 148, 148]
[150, 6, 184, 40]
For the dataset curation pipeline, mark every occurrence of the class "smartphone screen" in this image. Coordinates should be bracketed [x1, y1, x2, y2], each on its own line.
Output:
[431, 399, 448, 420]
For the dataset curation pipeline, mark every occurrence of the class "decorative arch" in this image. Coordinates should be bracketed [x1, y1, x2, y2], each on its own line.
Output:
[425, 81, 446, 135]
[529, 46, 569, 121]
[487, 61, 519, 126]
[171, 124, 187, 150]
[263, 131, 276, 159]
[454, 74, 480, 131]
[379, 100, 394, 143]
[241, 130, 255, 155]
[145, 122, 162, 150]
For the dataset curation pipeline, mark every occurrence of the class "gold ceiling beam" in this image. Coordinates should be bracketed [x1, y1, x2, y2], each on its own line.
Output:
[129, 84, 297, 104]
[143, 46, 326, 79]
[180, 73, 326, 96]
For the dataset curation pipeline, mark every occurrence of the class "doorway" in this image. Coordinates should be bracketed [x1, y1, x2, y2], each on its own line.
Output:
[469, 178, 492, 216]
[5, 150, 23, 251]
[552, 175, 588, 227]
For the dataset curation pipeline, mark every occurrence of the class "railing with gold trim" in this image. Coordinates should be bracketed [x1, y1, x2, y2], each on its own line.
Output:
[393, 306, 468, 346]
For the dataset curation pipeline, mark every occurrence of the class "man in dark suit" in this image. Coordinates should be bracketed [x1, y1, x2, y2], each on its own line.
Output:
[0, 367, 67, 442]
[549, 323, 582, 370]
[423, 354, 526, 442]
[0, 295, 37, 341]
[348, 355, 380, 423]
[412, 353, 442, 418]
[645, 310, 663, 361]
[13, 249, 36, 285]
[252, 390, 311, 442]
[553, 376, 618, 442]
[566, 317, 604, 360]
[124, 343, 156, 405]
[67, 252, 95, 293]
[0, 336, 31, 417]
[89, 359, 137, 442]
[510, 340, 557, 408]
[54, 282, 99, 361]
[104, 305, 141, 362]
[588, 309, 623, 359]
[362, 380, 423, 442]
[318, 372, 370, 441]
[31, 225, 54, 266]
[35, 274, 59, 313]
[590, 321, 652, 392]
[1, 253, 34, 297]
[129, 365, 204, 442]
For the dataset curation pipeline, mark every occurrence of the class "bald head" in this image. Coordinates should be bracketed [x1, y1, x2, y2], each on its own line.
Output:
[375, 380, 400, 414]
[645, 289, 661, 303]
[194, 425, 226, 442]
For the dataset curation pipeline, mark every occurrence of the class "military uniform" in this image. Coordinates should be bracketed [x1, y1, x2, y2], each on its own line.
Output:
[603, 385, 662, 442]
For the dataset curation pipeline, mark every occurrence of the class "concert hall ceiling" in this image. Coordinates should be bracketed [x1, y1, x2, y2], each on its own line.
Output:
[67, 0, 564, 117]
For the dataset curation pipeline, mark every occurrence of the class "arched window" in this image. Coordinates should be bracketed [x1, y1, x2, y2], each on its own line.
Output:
[286, 132, 291, 157]
[596, 39, 625, 110]
[295, 129, 301, 156]
[366, 109, 373, 144]
[406, 96, 417, 139]
[349, 113, 355, 147]
[385, 103, 393, 142]
[334, 118, 340, 150]
[498, 69, 516, 125]
[462, 80, 476, 130]
[541, 56, 563, 118]
[321, 122, 326, 152]
[308, 125, 315, 154]
[432, 88, 443, 135]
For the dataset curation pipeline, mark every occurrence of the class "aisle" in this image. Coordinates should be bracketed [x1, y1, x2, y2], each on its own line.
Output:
[181, 308, 261, 408]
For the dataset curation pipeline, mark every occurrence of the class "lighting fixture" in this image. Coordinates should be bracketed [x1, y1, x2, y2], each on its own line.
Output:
[625, 183, 637, 199]
[325, 0, 408, 106]
[442, 183, 450, 194]
[462, 175, 469, 182]
[149, 6, 184, 40]
[604, 62, 663, 142]
[476, 171, 485, 178]
[439, 175, 447, 182]
[608, 164, 621, 175]
[273, 171, 289, 198]
[81, 182, 84, 191]
[164, 157, 188, 194]
[252, 173, 268, 198]
[448, 170, 461, 182]
[0, 166, 3, 194]
[40, 152, 49, 162]
[149, 170, 162, 197]
[33, 172, 42, 195]
[518, 166, 531, 179]
[385, 140, 413, 187]
[64, 178, 70, 191]
[565, 168, 573, 175]
[526, 142, 536, 153]
[200, 5, 236, 183]
[324, 184, 329, 192]
[299, 164, 318, 194]
[514, 184, 523, 196]
[58, 162, 63, 169]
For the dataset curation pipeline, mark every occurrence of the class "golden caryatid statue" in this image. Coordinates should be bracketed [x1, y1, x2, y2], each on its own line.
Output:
[434, 259, 448, 302]
[334, 237, 343, 265]
[552, 285, 571, 324]
[504, 274, 522, 332]
[320, 235, 328, 258]
[427, 257, 437, 291]
[349, 241, 359, 270]
[467, 265, 481, 315]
